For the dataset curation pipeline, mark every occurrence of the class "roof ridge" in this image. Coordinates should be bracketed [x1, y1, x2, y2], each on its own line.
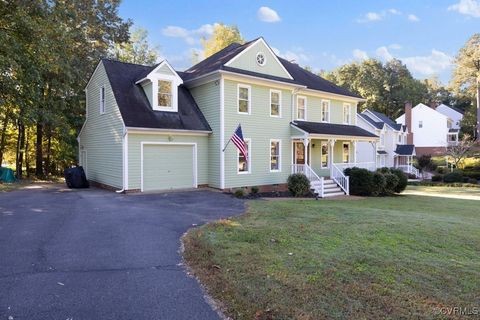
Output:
[101, 58, 160, 68]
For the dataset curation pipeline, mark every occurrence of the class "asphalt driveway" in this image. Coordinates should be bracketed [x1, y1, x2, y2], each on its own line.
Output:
[0, 185, 245, 320]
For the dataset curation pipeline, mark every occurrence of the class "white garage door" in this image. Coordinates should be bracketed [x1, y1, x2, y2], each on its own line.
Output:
[142, 144, 196, 192]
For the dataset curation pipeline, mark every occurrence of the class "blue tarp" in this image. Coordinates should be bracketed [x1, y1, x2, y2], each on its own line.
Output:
[0, 167, 16, 183]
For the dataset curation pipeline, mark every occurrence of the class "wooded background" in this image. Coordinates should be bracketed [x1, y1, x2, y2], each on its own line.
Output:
[1, 1, 478, 179]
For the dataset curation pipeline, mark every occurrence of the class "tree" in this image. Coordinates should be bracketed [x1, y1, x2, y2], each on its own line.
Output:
[451, 34, 480, 139]
[112, 27, 159, 65]
[445, 135, 479, 169]
[201, 24, 244, 58]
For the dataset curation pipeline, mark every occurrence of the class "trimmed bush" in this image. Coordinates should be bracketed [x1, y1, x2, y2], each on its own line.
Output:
[431, 174, 443, 182]
[443, 171, 464, 183]
[390, 169, 408, 193]
[344, 167, 374, 196]
[234, 188, 246, 198]
[436, 167, 446, 174]
[250, 186, 259, 194]
[467, 178, 478, 184]
[287, 174, 311, 197]
[383, 173, 400, 195]
[462, 170, 480, 180]
[371, 172, 387, 196]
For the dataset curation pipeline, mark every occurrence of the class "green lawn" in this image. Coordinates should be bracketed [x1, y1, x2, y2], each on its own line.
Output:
[183, 193, 480, 320]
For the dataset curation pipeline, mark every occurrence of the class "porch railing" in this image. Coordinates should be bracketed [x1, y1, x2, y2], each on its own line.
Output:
[291, 164, 322, 183]
[396, 165, 420, 178]
[331, 163, 349, 195]
[333, 162, 377, 172]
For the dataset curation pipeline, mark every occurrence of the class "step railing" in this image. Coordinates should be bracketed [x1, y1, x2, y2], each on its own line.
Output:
[331, 163, 349, 195]
[396, 165, 420, 178]
[291, 164, 324, 197]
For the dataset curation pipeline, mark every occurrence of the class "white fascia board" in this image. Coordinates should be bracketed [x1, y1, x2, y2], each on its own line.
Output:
[135, 60, 183, 85]
[126, 127, 211, 135]
[84, 60, 103, 91]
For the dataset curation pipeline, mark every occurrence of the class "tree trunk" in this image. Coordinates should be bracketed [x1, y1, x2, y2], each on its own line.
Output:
[35, 122, 43, 177]
[45, 127, 52, 177]
[25, 129, 30, 177]
[0, 113, 9, 165]
[476, 78, 480, 140]
[15, 123, 25, 179]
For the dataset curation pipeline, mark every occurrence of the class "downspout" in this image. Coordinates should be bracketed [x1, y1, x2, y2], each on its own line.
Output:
[116, 127, 128, 193]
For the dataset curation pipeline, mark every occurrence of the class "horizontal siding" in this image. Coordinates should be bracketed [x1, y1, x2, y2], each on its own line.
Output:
[301, 95, 357, 125]
[127, 133, 208, 190]
[189, 82, 221, 188]
[79, 62, 124, 188]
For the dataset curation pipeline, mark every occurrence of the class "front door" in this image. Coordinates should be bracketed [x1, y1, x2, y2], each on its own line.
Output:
[294, 142, 309, 165]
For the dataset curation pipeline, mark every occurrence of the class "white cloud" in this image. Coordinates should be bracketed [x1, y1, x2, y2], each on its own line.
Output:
[448, 0, 480, 17]
[272, 47, 310, 64]
[257, 6, 281, 22]
[389, 43, 402, 50]
[376, 46, 394, 61]
[402, 50, 453, 76]
[162, 23, 217, 45]
[375, 46, 453, 76]
[388, 8, 402, 15]
[357, 11, 383, 22]
[408, 14, 420, 21]
[353, 49, 369, 61]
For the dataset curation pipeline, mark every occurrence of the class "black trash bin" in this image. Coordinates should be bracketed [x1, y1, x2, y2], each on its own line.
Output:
[64, 166, 89, 188]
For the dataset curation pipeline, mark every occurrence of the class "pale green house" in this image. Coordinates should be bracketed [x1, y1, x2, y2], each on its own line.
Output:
[78, 38, 378, 197]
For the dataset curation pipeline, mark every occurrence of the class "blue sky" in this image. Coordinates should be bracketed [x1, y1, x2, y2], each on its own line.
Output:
[119, 0, 480, 84]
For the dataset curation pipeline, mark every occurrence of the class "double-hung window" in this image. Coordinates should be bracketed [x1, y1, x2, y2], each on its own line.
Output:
[100, 86, 105, 114]
[238, 85, 251, 114]
[321, 142, 329, 168]
[296, 96, 306, 120]
[238, 138, 251, 174]
[321, 100, 330, 122]
[270, 90, 281, 117]
[157, 80, 173, 108]
[343, 103, 351, 124]
[418, 121, 423, 128]
[270, 140, 281, 172]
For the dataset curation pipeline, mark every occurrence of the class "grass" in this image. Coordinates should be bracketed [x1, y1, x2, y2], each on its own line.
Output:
[183, 193, 480, 320]
[405, 185, 480, 198]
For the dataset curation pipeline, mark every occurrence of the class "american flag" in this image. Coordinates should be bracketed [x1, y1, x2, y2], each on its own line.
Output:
[229, 125, 248, 162]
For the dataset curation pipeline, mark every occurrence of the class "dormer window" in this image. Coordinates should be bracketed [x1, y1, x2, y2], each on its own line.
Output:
[158, 80, 172, 108]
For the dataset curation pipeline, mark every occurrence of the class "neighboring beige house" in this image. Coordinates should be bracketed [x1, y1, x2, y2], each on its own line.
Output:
[78, 37, 379, 197]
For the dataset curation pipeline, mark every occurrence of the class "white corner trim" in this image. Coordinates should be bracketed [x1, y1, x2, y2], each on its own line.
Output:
[84, 60, 103, 91]
[220, 77, 225, 189]
[140, 142, 198, 192]
[124, 132, 128, 190]
[224, 38, 294, 80]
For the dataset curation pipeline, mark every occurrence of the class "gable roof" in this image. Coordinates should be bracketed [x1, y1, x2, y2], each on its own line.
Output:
[366, 110, 403, 131]
[183, 39, 362, 99]
[358, 113, 384, 130]
[292, 121, 378, 138]
[437, 103, 464, 115]
[101, 59, 211, 131]
[394, 144, 415, 156]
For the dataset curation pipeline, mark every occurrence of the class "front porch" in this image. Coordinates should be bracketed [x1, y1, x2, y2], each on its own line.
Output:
[290, 121, 380, 197]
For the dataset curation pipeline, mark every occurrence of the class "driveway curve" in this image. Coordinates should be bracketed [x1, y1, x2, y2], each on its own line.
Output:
[0, 185, 245, 320]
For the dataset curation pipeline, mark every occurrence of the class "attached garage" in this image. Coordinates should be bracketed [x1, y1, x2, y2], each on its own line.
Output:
[141, 143, 197, 192]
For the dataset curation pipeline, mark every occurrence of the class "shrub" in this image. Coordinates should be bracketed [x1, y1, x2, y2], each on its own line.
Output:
[462, 170, 480, 180]
[287, 174, 311, 197]
[234, 188, 246, 198]
[467, 178, 478, 184]
[250, 186, 259, 194]
[383, 173, 400, 195]
[443, 171, 464, 183]
[417, 155, 434, 172]
[436, 166, 446, 174]
[371, 172, 387, 196]
[344, 167, 375, 196]
[431, 174, 443, 182]
[390, 168, 408, 193]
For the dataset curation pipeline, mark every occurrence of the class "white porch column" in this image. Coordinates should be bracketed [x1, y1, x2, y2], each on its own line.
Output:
[329, 139, 335, 177]
[373, 141, 377, 169]
[353, 141, 357, 165]
[303, 138, 310, 166]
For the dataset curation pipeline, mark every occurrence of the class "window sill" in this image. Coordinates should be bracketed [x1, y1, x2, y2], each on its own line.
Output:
[270, 169, 281, 173]
[270, 115, 281, 118]
[153, 107, 177, 112]
[237, 171, 251, 175]
[237, 111, 251, 115]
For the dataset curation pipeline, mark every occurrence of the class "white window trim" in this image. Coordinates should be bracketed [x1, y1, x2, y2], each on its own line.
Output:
[342, 142, 350, 163]
[269, 139, 282, 172]
[237, 84, 251, 115]
[343, 103, 351, 124]
[237, 138, 251, 174]
[418, 121, 423, 128]
[320, 141, 329, 169]
[321, 99, 331, 123]
[152, 74, 179, 112]
[99, 86, 105, 114]
[296, 95, 307, 121]
[269, 89, 282, 118]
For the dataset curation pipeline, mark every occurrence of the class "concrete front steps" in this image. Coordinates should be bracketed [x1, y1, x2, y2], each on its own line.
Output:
[311, 178, 346, 198]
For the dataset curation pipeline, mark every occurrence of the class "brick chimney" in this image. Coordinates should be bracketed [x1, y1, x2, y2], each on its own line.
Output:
[405, 101, 414, 144]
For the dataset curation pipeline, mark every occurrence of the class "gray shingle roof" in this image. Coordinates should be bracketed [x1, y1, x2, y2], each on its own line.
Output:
[394, 144, 415, 155]
[292, 121, 378, 138]
[101, 59, 211, 131]
[369, 110, 403, 131]
[358, 113, 384, 129]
